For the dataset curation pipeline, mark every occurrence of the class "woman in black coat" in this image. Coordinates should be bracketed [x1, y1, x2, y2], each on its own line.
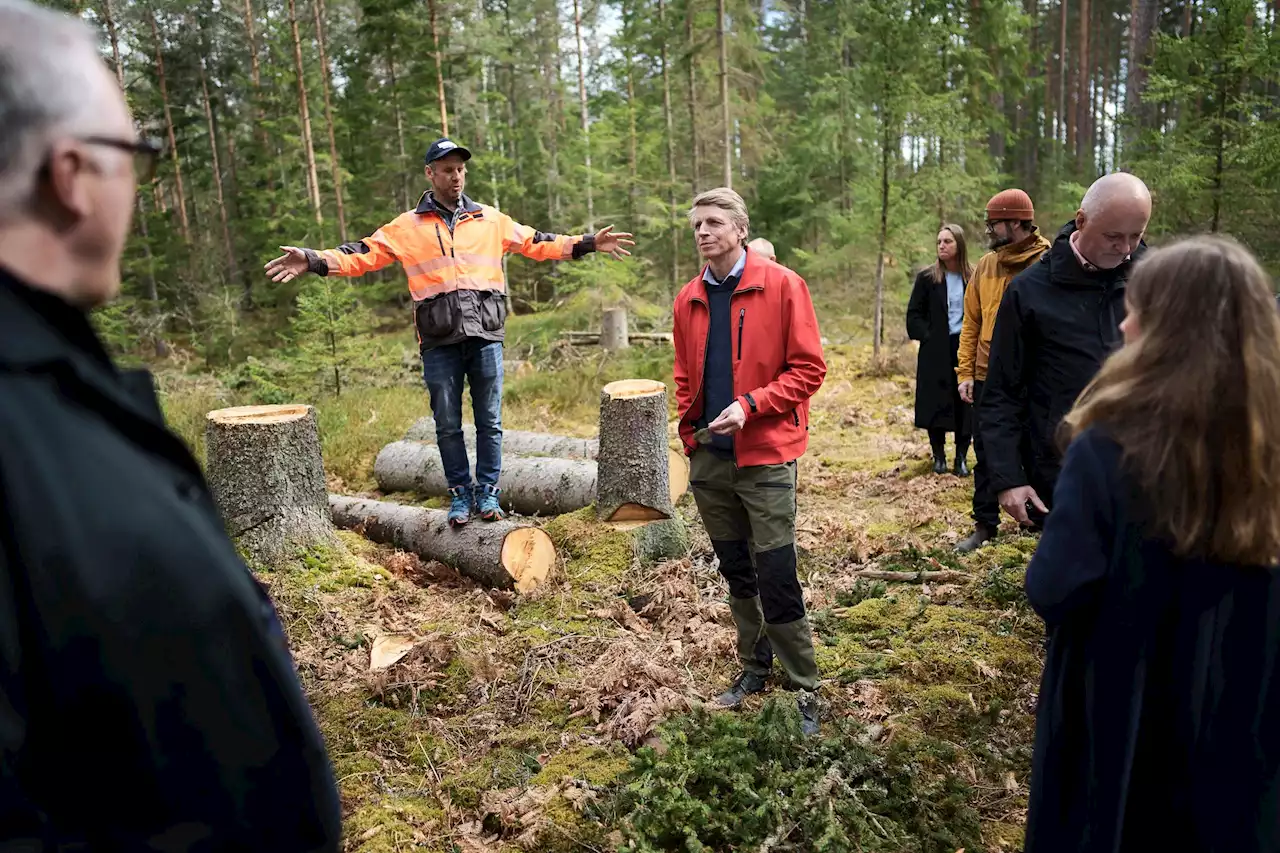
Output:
[906, 224, 973, 475]
[1023, 235, 1280, 852]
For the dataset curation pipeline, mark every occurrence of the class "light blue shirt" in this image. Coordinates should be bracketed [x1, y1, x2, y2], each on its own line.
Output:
[702, 249, 747, 287]
[945, 271, 964, 335]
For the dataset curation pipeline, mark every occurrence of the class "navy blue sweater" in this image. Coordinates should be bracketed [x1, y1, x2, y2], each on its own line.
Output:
[696, 270, 741, 458]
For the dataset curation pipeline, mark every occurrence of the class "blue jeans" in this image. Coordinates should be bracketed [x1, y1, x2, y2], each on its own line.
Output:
[421, 339, 504, 489]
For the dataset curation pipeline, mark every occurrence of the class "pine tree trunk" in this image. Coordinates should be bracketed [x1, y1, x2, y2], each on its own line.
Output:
[387, 49, 411, 212]
[287, 0, 323, 227]
[873, 117, 890, 361]
[199, 57, 240, 287]
[313, 0, 347, 242]
[1125, 0, 1161, 154]
[329, 496, 556, 592]
[573, 0, 594, 231]
[659, 0, 680, 294]
[626, 52, 638, 221]
[597, 380, 675, 522]
[148, 11, 190, 243]
[429, 0, 450, 136]
[1076, 0, 1090, 169]
[206, 405, 337, 566]
[686, 0, 701, 195]
[1058, 0, 1068, 148]
[716, 0, 731, 188]
[243, 0, 263, 89]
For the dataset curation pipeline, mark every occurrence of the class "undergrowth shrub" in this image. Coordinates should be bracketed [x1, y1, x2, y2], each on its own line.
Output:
[609, 698, 981, 852]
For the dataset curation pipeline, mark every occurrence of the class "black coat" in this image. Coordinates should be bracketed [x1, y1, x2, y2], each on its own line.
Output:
[906, 268, 970, 431]
[0, 269, 341, 850]
[980, 221, 1145, 498]
[1024, 429, 1280, 852]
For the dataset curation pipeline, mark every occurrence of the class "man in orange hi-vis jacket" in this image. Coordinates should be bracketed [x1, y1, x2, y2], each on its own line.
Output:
[266, 138, 634, 527]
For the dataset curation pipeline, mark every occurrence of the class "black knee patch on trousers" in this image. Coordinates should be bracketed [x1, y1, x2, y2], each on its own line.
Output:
[755, 544, 805, 624]
[711, 539, 756, 599]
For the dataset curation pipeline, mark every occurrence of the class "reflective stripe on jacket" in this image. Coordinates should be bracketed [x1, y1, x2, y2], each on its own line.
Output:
[313, 192, 592, 301]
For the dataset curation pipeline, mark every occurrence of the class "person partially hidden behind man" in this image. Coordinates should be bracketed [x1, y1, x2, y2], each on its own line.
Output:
[980, 173, 1152, 529]
[0, 1, 340, 848]
[673, 188, 827, 735]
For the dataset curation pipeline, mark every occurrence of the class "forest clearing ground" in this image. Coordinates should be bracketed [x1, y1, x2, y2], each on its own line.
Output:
[159, 333, 1045, 852]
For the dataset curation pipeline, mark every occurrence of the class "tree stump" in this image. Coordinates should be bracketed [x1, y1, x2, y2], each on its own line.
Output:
[596, 379, 675, 523]
[375, 441, 598, 517]
[205, 404, 336, 566]
[329, 496, 555, 592]
[600, 306, 630, 351]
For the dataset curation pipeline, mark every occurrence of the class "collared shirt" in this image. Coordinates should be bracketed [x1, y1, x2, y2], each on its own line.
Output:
[945, 271, 965, 335]
[703, 248, 748, 287]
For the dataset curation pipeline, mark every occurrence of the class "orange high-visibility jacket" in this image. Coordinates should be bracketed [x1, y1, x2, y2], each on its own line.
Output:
[309, 192, 594, 301]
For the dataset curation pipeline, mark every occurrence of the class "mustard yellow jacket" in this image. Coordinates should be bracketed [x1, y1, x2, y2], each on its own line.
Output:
[956, 229, 1052, 383]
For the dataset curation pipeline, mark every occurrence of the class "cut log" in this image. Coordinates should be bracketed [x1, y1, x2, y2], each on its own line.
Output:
[205, 404, 336, 566]
[329, 495, 555, 592]
[597, 379, 674, 523]
[560, 331, 672, 344]
[376, 438, 688, 514]
[609, 516, 691, 563]
[375, 440, 597, 516]
[403, 418, 599, 459]
[600, 306, 629, 351]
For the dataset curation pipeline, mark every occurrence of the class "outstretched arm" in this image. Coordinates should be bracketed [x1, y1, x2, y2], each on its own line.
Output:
[264, 224, 402, 282]
[501, 214, 634, 262]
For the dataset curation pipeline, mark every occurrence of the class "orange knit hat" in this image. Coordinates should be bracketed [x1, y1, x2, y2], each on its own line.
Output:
[985, 188, 1035, 221]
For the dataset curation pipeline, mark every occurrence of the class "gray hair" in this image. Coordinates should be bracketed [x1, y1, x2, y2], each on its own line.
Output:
[0, 0, 105, 218]
[689, 187, 751, 239]
[1079, 172, 1152, 218]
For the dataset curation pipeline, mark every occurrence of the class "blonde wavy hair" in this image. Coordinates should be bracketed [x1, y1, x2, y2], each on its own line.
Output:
[1063, 235, 1280, 565]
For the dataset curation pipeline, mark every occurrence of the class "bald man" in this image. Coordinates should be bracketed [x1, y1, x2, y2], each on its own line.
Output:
[747, 237, 776, 262]
[980, 173, 1152, 527]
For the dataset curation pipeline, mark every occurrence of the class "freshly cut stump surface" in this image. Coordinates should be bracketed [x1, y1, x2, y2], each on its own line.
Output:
[329, 495, 555, 592]
[597, 379, 674, 523]
[205, 404, 335, 566]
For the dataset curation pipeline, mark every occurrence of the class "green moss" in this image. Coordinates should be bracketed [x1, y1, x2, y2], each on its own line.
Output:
[542, 506, 634, 584]
[443, 746, 544, 810]
[531, 744, 631, 788]
[343, 793, 446, 853]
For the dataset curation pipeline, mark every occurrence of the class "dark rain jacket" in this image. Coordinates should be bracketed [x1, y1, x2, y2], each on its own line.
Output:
[1024, 428, 1280, 853]
[979, 221, 1146, 501]
[0, 268, 341, 851]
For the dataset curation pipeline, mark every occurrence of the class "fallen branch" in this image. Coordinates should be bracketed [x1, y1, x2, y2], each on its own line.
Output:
[847, 569, 970, 583]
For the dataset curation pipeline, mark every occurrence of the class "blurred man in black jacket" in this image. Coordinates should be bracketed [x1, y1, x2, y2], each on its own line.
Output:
[980, 173, 1152, 528]
[0, 1, 341, 849]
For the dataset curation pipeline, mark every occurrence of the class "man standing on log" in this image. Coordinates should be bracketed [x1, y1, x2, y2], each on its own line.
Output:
[953, 189, 1051, 553]
[981, 173, 1151, 529]
[0, 1, 339, 848]
[673, 188, 827, 736]
[266, 140, 634, 527]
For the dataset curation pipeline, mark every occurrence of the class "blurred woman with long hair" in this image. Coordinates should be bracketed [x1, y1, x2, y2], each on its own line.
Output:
[1024, 235, 1280, 852]
[907, 224, 974, 475]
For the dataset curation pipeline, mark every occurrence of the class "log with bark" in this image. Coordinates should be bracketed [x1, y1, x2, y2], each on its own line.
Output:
[597, 379, 675, 522]
[560, 331, 672, 345]
[205, 404, 336, 565]
[600, 306, 629, 351]
[375, 439, 689, 516]
[329, 496, 555, 592]
[404, 419, 599, 459]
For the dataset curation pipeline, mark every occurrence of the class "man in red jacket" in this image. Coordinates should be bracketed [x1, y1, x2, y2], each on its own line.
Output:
[673, 188, 827, 735]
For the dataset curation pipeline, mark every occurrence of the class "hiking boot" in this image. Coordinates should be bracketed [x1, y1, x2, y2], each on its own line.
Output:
[447, 485, 473, 527]
[956, 522, 998, 554]
[932, 454, 948, 475]
[954, 457, 971, 477]
[476, 485, 505, 521]
[797, 690, 820, 737]
[713, 671, 768, 710]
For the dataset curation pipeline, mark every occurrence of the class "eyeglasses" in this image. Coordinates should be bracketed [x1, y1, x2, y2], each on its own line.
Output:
[78, 136, 164, 184]
[985, 219, 1013, 233]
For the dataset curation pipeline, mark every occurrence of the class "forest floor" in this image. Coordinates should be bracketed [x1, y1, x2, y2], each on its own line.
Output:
[157, 310, 1044, 853]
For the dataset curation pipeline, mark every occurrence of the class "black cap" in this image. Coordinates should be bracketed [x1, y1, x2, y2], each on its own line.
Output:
[424, 138, 472, 165]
